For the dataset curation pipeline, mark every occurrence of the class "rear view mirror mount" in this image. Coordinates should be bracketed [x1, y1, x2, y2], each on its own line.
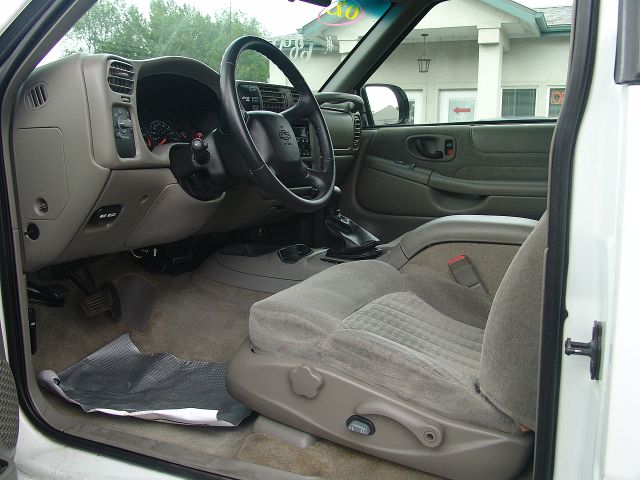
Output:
[289, 0, 332, 7]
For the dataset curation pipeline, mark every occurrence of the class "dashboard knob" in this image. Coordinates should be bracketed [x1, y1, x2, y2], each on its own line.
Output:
[116, 114, 132, 134]
[192, 137, 207, 151]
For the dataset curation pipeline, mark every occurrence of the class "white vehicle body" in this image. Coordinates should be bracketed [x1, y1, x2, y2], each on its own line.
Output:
[0, 1, 638, 479]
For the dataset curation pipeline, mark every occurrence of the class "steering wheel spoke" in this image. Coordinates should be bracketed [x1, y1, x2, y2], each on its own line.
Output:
[242, 109, 253, 125]
[282, 97, 314, 124]
[305, 168, 332, 191]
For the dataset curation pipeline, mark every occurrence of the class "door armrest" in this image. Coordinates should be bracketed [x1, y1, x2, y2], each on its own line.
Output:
[385, 215, 538, 269]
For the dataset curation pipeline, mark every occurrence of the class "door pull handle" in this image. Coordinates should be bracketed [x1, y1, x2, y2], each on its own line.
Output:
[422, 150, 444, 160]
[415, 141, 444, 160]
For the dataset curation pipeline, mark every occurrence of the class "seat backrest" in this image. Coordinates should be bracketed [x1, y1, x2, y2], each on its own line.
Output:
[480, 212, 548, 431]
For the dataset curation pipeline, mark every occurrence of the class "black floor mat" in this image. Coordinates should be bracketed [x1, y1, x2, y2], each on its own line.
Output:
[38, 334, 251, 426]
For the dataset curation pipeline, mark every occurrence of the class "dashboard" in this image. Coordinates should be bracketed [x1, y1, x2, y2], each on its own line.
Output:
[135, 76, 317, 157]
[12, 53, 363, 271]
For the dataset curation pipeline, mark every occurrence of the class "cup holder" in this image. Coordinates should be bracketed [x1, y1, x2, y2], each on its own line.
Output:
[278, 244, 313, 264]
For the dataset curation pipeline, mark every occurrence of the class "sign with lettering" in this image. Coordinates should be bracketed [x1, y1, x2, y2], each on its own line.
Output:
[317, 1, 365, 27]
[448, 98, 475, 122]
[550, 88, 565, 105]
[273, 36, 314, 61]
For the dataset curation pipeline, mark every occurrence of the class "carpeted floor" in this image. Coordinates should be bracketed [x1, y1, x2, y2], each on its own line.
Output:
[31, 255, 268, 373]
[236, 432, 444, 479]
[30, 254, 448, 480]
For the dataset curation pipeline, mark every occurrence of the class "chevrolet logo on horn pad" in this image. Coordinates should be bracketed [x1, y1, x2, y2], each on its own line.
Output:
[279, 129, 292, 141]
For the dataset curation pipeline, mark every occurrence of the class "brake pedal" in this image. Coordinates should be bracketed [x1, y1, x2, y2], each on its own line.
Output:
[60, 263, 122, 320]
[80, 282, 121, 319]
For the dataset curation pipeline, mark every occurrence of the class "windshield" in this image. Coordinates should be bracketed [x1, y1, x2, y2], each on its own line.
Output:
[43, 0, 390, 90]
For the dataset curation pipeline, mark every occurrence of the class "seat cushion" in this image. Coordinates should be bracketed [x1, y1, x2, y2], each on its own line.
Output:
[249, 260, 407, 359]
[249, 260, 521, 435]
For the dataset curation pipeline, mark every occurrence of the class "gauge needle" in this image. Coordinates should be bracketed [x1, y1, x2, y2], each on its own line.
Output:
[159, 138, 167, 145]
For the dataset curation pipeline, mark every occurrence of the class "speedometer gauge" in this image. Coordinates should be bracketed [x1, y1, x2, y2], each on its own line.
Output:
[148, 120, 180, 148]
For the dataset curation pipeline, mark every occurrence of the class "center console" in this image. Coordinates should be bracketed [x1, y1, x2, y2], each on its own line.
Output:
[197, 242, 399, 294]
[196, 213, 539, 295]
[197, 187, 389, 293]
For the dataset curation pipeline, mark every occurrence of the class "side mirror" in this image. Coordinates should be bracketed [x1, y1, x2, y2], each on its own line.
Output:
[361, 84, 410, 126]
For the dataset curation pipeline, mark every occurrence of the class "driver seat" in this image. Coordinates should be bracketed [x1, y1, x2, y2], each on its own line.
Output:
[227, 213, 547, 480]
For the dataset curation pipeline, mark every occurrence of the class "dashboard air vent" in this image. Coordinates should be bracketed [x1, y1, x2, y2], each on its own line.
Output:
[353, 114, 362, 150]
[107, 60, 135, 95]
[258, 85, 287, 112]
[25, 83, 48, 110]
[290, 89, 300, 106]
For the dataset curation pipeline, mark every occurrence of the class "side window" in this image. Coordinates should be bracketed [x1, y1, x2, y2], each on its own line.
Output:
[364, 0, 572, 125]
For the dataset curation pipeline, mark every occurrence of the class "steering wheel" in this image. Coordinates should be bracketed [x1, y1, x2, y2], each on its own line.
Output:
[220, 36, 336, 213]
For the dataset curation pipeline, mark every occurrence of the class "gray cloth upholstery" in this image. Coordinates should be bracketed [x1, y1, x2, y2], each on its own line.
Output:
[323, 292, 520, 434]
[480, 212, 548, 430]
[404, 270, 491, 329]
[249, 214, 547, 435]
[250, 260, 520, 435]
[250, 261, 404, 360]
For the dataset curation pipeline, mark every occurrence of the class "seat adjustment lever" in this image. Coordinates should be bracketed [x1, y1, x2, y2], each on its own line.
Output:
[564, 321, 602, 380]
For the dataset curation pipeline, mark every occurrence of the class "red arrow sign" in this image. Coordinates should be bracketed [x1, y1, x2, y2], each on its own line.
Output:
[453, 106, 471, 113]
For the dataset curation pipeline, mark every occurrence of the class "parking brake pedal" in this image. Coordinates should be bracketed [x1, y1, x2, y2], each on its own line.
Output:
[27, 282, 71, 307]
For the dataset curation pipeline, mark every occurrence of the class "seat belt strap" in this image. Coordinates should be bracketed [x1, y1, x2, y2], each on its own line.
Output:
[447, 255, 488, 294]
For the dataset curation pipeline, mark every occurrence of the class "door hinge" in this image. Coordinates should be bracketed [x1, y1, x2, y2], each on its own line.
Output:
[564, 321, 602, 380]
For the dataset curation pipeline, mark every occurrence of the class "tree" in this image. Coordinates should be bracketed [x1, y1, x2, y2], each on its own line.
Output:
[64, 0, 269, 81]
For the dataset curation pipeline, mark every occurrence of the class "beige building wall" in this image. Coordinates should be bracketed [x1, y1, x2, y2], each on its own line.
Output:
[368, 40, 480, 123]
[502, 36, 571, 115]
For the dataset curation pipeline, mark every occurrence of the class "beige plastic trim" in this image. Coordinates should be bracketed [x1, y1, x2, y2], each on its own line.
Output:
[12, 54, 111, 271]
[83, 54, 223, 170]
[198, 248, 332, 293]
[388, 214, 537, 269]
[56, 169, 222, 265]
[227, 340, 533, 480]
[253, 415, 319, 449]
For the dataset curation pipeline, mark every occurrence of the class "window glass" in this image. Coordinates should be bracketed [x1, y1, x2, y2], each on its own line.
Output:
[502, 88, 537, 118]
[365, 0, 572, 124]
[41, 0, 390, 90]
[548, 87, 566, 117]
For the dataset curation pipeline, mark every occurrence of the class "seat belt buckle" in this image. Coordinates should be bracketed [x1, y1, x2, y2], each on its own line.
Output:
[448, 255, 487, 294]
